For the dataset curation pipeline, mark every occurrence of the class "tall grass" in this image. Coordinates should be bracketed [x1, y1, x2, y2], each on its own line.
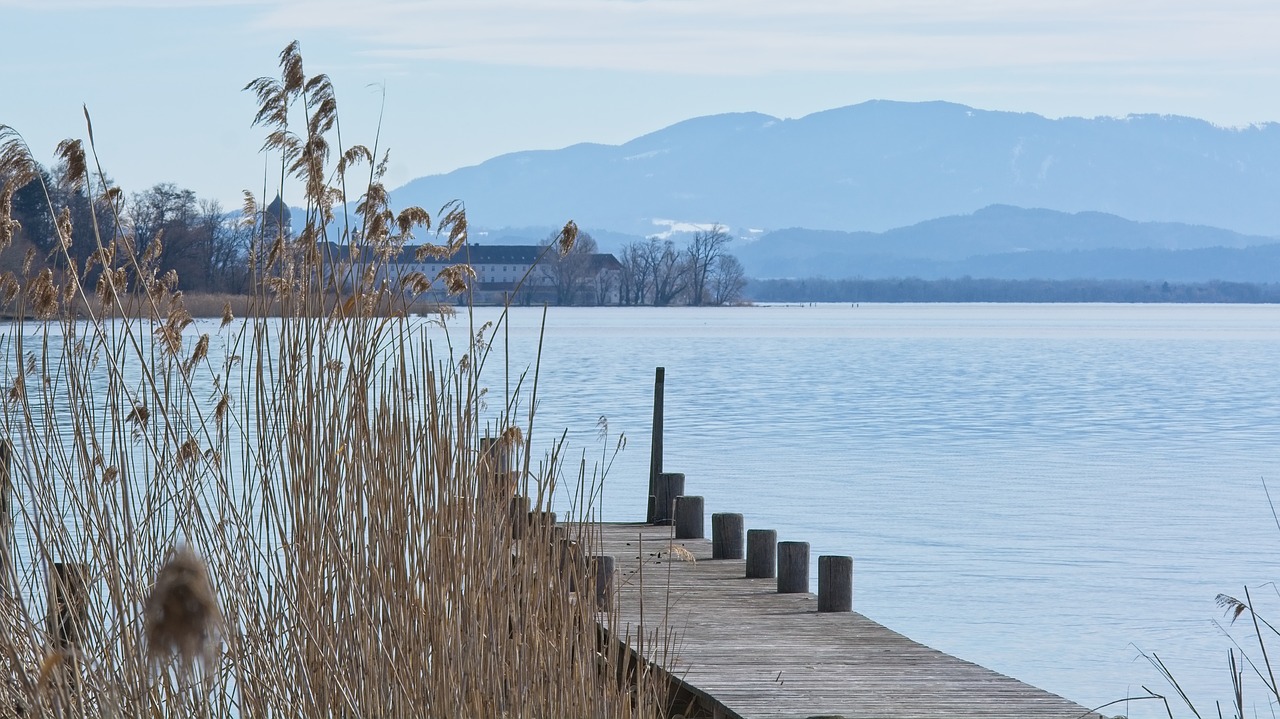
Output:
[0, 42, 667, 717]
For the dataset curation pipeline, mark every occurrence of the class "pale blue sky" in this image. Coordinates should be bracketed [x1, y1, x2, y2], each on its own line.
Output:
[4, 0, 1280, 213]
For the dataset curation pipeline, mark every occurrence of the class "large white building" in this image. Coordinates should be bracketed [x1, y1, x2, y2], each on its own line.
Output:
[330, 243, 622, 305]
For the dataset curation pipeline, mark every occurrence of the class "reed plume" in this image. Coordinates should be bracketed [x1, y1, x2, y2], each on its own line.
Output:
[143, 545, 222, 673]
[0, 40, 669, 719]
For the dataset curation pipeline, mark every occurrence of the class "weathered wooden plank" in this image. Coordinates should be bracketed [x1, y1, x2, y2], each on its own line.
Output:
[595, 522, 1101, 719]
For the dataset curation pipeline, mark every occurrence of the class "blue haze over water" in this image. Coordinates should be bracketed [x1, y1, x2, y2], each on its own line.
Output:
[474, 303, 1280, 717]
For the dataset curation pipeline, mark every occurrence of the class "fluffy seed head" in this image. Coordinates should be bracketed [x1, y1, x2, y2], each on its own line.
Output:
[143, 545, 222, 673]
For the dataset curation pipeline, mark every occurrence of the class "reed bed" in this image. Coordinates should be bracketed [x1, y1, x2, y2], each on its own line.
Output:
[0, 42, 670, 718]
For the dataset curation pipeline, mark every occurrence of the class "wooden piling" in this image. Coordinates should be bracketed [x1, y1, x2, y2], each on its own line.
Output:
[558, 538, 584, 591]
[818, 555, 853, 612]
[745, 529, 777, 579]
[592, 522, 1096, 718]
[777, 541, 810, 594]
[479, 436, 513, 500]
[589, 554, 616, 611]
[647, 367, 665, 523]
[509, 496, 531, 539]
[48, 562, 89, 649]
[527, 510, 557, 541]
[711, 513, 744, 560]
[651, 472, 684, 526]
[674, 496, 704, 539]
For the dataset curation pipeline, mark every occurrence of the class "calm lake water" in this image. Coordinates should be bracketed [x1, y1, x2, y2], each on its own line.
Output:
[8, 303, 1275, 716]
[459, 303, 1280, 718]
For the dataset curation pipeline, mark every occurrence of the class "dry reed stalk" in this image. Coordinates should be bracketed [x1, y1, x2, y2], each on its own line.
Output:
[0, 41, 672, 719]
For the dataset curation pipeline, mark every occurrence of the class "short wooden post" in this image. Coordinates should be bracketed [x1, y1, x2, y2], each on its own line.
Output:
[527, 510, 557, 541]
[651, 472, 684, 526]
[479, 436, 513, 500]
[509, 496, 531, 539]
[818, 555, 853, 612]
[558, 539, 583, 591]
[646, 367, 665, 523]
[674, 496, 704, 539]
[777, 541, 810, 594]
[712, 513, 744, 560]
[745, 529, 777, 578]
[48, 562, 89, 649]
[589, 555, 615, 611]
[0, 440, 11, 587]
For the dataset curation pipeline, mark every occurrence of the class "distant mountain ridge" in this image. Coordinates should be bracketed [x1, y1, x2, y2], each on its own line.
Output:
[738, 205, 1280, 282]
[392, 100, 1280, 238]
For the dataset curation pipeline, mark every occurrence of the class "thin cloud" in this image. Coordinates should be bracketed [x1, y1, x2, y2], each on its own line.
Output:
[243, 0, 1280, 77]
[0, 0, 264, 7]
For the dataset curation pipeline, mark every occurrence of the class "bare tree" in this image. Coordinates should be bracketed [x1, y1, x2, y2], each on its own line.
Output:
[649, 237, 688, 306]
[538, 231, 598, 305]
[710, 253, 748, 305]
[685, 225, 732, 306]
[199, 199, 251, 292]
[618, 240, 653, 305]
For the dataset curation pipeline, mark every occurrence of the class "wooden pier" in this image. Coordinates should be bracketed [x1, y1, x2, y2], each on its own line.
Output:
[579, 369, 1102, 718]
[595, 521, 1100, 719]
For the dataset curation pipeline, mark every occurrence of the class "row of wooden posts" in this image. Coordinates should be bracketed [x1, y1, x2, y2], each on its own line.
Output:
[502, 484, 855, 614]
[507, 496, 618, 611]
[647, 471, 854, 612]
[643, 367, 855, 612]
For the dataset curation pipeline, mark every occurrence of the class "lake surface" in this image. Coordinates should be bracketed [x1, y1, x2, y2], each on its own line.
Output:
[459, 303, 1280, 718]
[8, 302, 1274, 716]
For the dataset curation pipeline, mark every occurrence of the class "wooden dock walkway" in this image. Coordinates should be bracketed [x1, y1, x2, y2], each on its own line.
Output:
[596, 521, 1100, 719]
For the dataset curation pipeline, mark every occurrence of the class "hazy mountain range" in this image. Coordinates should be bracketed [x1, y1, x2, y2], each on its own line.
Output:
[737, 205, 1280, 281]
[389, 100, 1280, 282]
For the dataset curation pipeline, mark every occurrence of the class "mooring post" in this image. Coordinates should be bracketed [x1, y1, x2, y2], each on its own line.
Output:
[646, 367, 665, 523]
[48, 561, 89, 649]
[479, 436, 513, 501]
[509, 496, 531, 540]
[777, 541, 810, 594]
[674, 496, 704, 539]
[527, 510, 557, 542]
[589, 555, 616, 611]
[745, 529, 777, 578]
[558, 538, 584, 591]
[711, 513, 744, 560]
[818, 555, 853, 612]
[651, 472, 684, 526]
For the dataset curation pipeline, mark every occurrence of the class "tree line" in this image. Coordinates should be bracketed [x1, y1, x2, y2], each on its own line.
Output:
[1, 161, 253, 293]
[748, 276, 1280, 303]
[4, 160, 755, 307]
[530, 225, 748, 306]
[614, 226, 747, 306]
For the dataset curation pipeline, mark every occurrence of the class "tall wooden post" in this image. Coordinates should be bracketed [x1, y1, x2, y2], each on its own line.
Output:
[646, 367, 664, 523]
